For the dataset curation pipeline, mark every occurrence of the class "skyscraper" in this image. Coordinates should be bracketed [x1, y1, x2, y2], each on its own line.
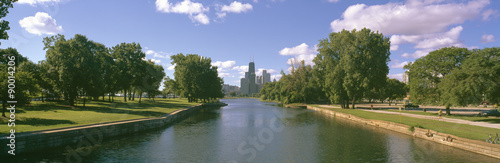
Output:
[241, 62, 258, 95]
[240, 61, 272, 95]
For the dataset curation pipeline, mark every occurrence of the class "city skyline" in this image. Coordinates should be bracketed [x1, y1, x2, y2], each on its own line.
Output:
[1, 0, 499, 86]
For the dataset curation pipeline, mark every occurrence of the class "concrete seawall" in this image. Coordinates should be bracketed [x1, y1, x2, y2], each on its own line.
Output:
[1, 103, 223, 156]
[307, 106, 500, 160]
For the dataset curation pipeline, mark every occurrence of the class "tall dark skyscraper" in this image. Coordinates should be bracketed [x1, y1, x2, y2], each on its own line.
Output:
[240, 61, 271, 95]
[241, 62, 258, 95]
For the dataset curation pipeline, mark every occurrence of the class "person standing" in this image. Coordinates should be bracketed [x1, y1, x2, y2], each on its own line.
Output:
[439, 109, 443, 120]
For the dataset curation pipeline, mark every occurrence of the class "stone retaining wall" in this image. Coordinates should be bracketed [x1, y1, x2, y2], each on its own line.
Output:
[307, 106, 500, 160]
[0, 104, 209, 156]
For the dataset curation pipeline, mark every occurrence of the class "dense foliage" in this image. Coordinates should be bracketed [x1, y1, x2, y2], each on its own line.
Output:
[0, 34, 172, 118]
[406, 47, 500, 114]
[170, 53, 224, 102]
[261, 28, 392, 108]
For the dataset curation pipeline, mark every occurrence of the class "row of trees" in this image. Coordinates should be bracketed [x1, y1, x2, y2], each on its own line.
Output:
[261, 28, 408, 108]
[405, 47, 500, 115]
[169, 53, 224, 102]
[0, 34, 167, 117]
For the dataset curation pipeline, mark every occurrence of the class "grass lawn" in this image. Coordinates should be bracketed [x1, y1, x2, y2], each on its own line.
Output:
[0, 97, 197, 134]
[311, 105, 500, 141]
[381, 109, 500, 123]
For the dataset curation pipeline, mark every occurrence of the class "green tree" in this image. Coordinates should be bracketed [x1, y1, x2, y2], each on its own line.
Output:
[315, 28, 390, 108]
[43, 34, 107, 106]
[405, 47, 471, 115]
[385, 78, 408, 106]
[163, 76, 178, 99]
[439, 47, 500, 108]
[139, 60, 165, 103]
[0, 49, 35, 117]
[170, 53, 224, 102]
[0, 0, 17, 45]
[111, 42, 145, 102]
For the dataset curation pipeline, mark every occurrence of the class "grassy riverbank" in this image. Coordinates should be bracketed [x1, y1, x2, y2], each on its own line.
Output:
[0, 98, 196, 134]
[311, 105, 500, 141]
[382, 109, 500, 123]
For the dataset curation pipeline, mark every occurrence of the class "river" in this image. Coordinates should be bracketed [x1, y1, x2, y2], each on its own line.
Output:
[12, 98, 500, 162]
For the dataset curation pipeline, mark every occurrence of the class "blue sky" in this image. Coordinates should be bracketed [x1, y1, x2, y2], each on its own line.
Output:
[2, 0, 499, 86]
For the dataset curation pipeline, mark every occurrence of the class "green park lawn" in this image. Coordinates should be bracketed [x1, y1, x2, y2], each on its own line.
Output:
[0, 97, 197, 134]
[312, 105, 500, 141]
[382, 109, 500, 123]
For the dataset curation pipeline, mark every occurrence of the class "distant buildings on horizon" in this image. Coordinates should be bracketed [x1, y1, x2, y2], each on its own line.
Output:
[240, 61, 271, 95]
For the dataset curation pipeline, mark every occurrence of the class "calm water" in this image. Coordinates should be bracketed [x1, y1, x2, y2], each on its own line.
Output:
[10, 98, 500, 162]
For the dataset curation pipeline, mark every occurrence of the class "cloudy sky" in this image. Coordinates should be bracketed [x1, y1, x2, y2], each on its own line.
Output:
[2, 0, 499, 86]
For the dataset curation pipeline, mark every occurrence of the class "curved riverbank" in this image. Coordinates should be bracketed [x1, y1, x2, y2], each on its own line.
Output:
[0, 102, 226, 157]
[307, 105, 500, 160]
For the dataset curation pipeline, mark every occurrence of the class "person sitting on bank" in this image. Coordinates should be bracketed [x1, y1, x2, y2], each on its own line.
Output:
[438, 109, 443, 120]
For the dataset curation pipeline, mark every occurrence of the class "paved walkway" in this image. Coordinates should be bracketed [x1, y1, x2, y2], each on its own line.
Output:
[316, 105, 500, 129]
[363, 109, 500, 130]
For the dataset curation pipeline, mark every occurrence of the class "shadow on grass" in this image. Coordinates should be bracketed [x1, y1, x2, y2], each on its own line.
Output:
[22, 118, 76, 126]
[474, 118, 500, 124]
[22, 99, 195, 117]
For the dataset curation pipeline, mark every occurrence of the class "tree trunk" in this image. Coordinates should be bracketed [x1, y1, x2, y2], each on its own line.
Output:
[445, 105, 451, 115]
[42, 91, 45, 103]
[69, 96, 75, 106]
[109, 93, 111, 102]
[2, 100, 6, 117]
[83, 93, 86, 107]
[139, 91, 142, 103]
[352, 96, 356, 109]
[124, 89, 127, 102]
[389, 99, 391, 106]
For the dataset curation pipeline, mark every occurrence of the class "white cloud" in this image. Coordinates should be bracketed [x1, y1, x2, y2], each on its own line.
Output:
[216, 12, 227, 18]
[279, 43, 317, 66]
[233, 65, 249, 75]
[150, 59, 161, 64]
[390, 61, 408, 68]
[390, 44, 399, 51]
[271, 74, 282, 81]
[217, 1, 253, 19]
[388, 73, 404, 81]
[481, 34, 495, 43]
[414, 26, 464, 49]
[219, 73, 233, 78]
[212, 60, 236, 69]
[167, 64, 176, 70]
[330, 0, 489, 35]
[145, 49, 169, 58]
[155, 0, 210, 25]
[18, 0, 61, 5]
[221, 1, 253, 13]
[190, 13, 210, 25]
[482, 9, 498, 21]
[401, 49, 432, 58]
[19, 12, 63, 35]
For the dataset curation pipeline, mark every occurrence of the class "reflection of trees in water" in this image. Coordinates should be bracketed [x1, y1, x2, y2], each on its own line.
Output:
[174, 107, 222, 127]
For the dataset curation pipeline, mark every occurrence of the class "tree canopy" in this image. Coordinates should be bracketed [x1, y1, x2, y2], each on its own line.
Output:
[170, 53, 224, 102]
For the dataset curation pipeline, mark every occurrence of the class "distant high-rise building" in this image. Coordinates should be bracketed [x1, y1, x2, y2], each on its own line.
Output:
[263, 70, 271, 83]
[240, 61, 272, 95]
[241, 62, 258, 95]
[403, 70, 410, 84]
[222, 84, 240, 95]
